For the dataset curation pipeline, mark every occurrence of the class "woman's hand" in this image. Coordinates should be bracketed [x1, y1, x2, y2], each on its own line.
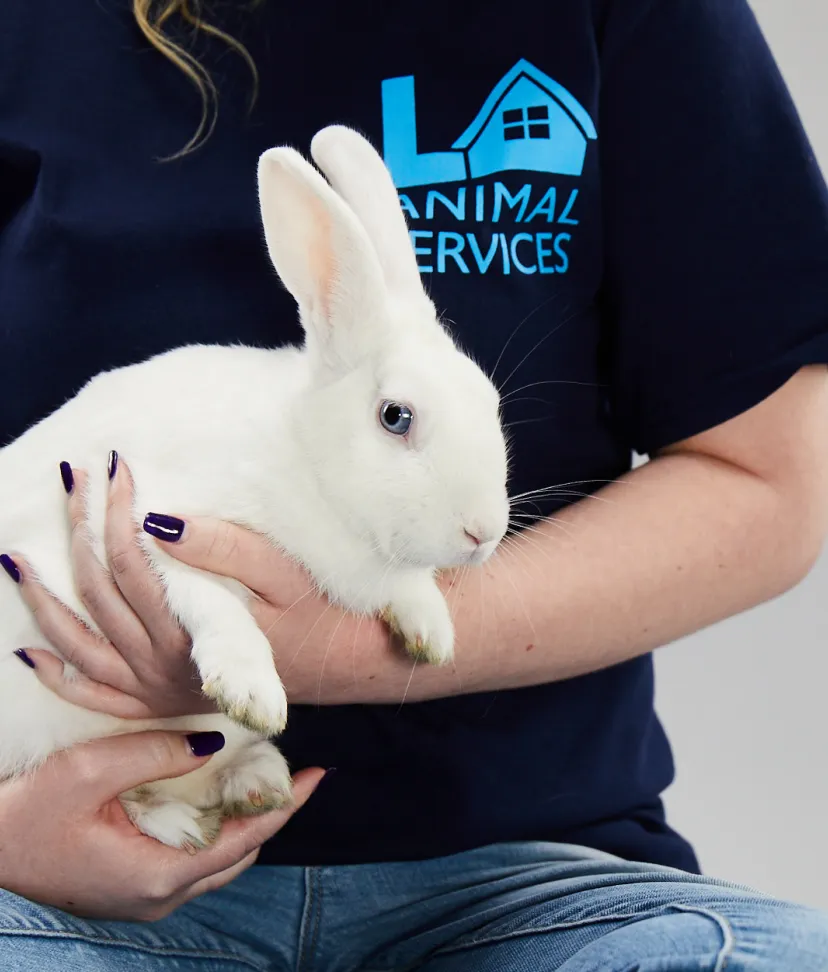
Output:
[15, 456, 389, 715]
[0, 729, 324, 921]
[12, 459, 215, 718]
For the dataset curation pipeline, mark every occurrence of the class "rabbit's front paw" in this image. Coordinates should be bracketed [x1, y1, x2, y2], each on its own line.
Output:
[121, 794, 222, 854]
[194, 631, 288, 736]
[220, 741, 293, 818]
[382, 578, 455, 666]
[201, 667, 288, 737]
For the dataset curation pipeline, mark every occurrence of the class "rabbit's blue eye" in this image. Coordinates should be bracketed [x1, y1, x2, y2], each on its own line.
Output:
[379, 401, 413, 436]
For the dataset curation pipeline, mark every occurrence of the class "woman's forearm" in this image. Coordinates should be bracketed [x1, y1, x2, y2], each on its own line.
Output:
[308, 447, 822, 705]
[323, 368, 828, 705]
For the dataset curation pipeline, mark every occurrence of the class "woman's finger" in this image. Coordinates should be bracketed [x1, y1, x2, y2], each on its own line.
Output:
[143, 514, 312, 606]
[104, 455, 188, 652]
[12, 555, 140, 690]
[21, 648, 157, 719]
[174, 849, 261, 905]
[166, 768, 326, 888]
[67, 467, 152, 661]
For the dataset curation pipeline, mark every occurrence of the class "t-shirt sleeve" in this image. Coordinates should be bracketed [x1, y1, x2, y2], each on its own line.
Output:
[599, 0, 828, 455]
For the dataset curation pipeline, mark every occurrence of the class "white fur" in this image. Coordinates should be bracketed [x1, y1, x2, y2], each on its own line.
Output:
[0, 128, 509, 849]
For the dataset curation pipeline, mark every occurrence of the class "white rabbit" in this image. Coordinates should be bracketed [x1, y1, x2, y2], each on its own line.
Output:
[0, 126, 510, 851]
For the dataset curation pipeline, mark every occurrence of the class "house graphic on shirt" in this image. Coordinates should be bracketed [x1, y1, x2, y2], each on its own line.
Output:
[382, 59, 598, 189]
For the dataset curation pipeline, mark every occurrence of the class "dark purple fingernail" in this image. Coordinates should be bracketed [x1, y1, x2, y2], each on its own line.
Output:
[312, 768, 337, 797]
[14, 649, 35, 670]
[59, 461, 74, 495]
[0, 555, 21, 584]
[108, 450, 119, 481]
[143, 513, 185, 543]
[187, 731, 225, 757]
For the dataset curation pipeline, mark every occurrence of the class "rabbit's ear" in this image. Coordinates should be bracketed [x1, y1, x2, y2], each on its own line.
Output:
[310, 126, 430, 309]
[257, 147, 387, 366]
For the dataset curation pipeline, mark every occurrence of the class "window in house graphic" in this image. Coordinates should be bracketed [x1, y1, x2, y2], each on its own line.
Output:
[502, 105, 552, 141]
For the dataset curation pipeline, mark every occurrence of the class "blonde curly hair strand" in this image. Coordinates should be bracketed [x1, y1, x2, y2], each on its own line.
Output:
[132, 0, 260, 157]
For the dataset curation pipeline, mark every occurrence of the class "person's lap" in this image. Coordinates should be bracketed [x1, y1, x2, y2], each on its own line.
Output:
[0, 842, 825, 971]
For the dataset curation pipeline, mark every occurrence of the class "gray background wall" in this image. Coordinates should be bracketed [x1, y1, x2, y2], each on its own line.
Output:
[654, 1, 828, 910]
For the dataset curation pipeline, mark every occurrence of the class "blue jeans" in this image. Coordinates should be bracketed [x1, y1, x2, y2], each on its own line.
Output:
[1, 843, 826, 970]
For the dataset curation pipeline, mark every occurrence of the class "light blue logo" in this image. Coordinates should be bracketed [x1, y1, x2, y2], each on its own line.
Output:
[382, 58, 598, 189]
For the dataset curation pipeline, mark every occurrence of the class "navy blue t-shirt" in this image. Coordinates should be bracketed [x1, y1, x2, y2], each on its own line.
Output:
[3, 0, 828, 871]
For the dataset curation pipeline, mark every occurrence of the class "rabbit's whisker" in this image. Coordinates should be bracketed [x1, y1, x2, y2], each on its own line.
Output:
[490, 294, 570, 385]
[498, 307, 584, 396]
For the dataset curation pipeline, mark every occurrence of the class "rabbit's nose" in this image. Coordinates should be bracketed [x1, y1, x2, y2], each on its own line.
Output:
[463, 525, 499, 547]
